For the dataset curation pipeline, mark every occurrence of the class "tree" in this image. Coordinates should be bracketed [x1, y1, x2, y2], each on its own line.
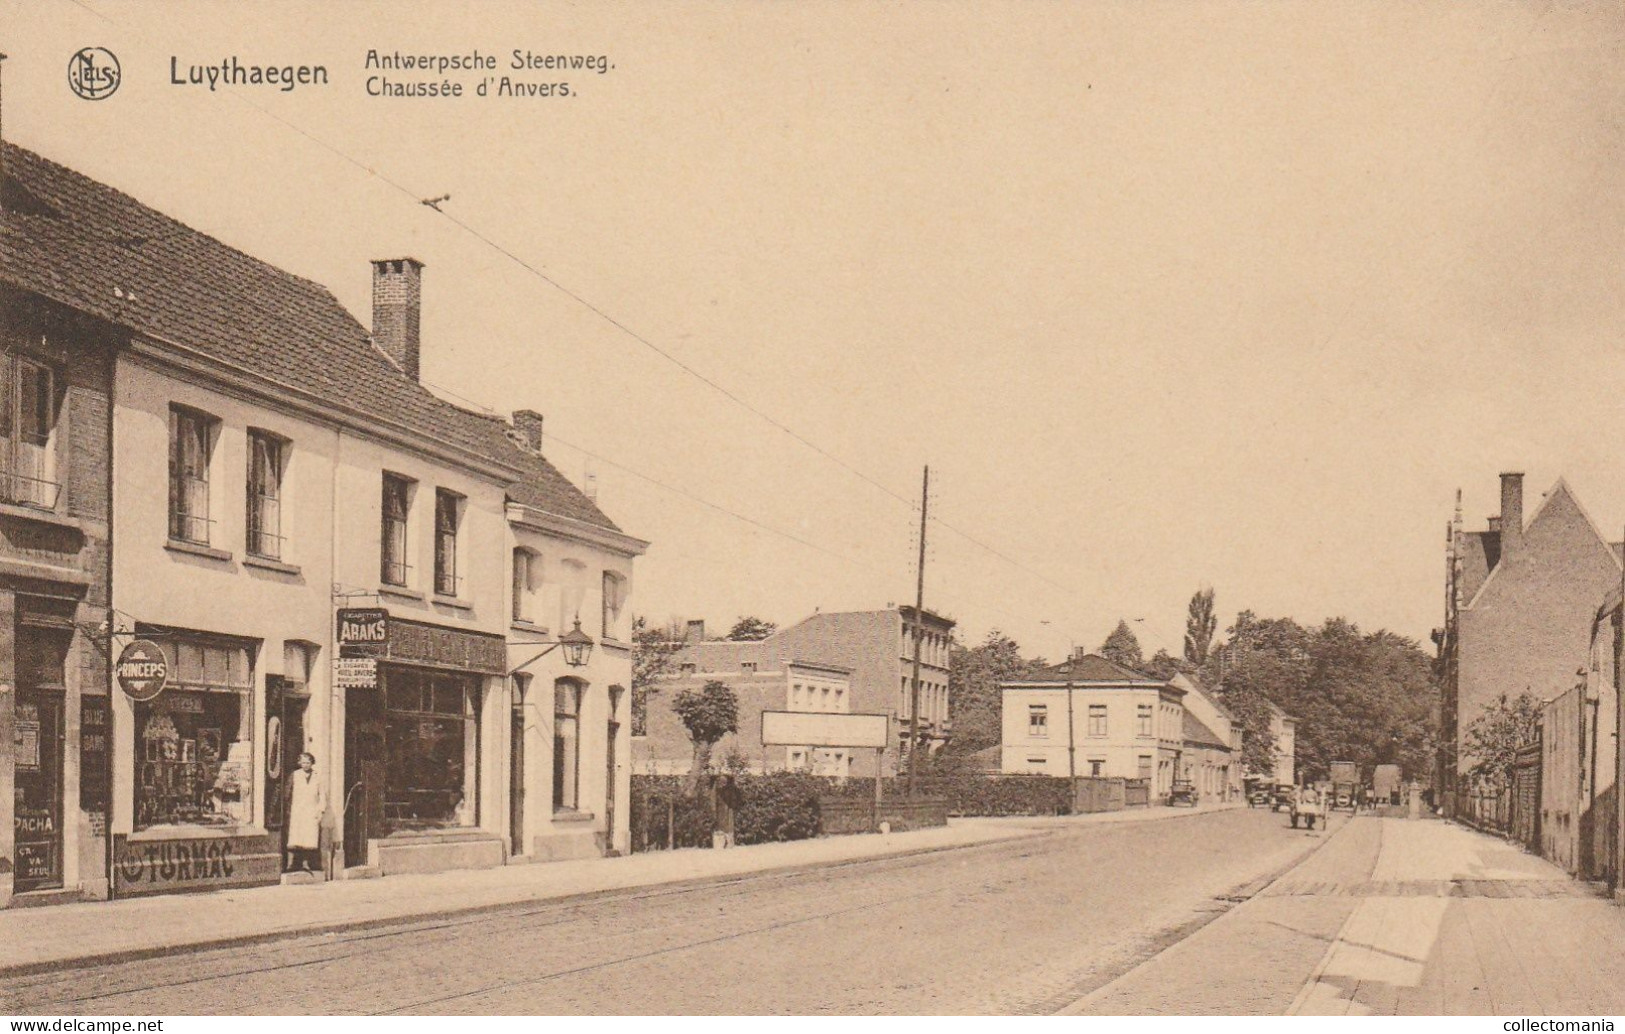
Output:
[945, 630, 1042, 754]
[672, 680, 739, 789]
[630, 616, 685, 737]
[1100, 620, 1144, 671]
[1183, 587, 1217, 666]
[1462, 691, 1542, 791]
[1143, 648, 1190, 680]
[726, 616, 777, 641]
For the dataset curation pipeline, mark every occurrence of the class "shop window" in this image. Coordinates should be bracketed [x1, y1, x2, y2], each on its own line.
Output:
[554, 679, 583, 811]
[513, 547, 540, 624]
[168, 406, 218, 544]
[382, 667, 478, 831]
[246, 429, 285, 560]
[0, 353, 60, 509]
[134, 635, 256, 831]
[434, 489, 463, 597]
[380, 473, 414, 586]
[1088, 704, 1108, 738]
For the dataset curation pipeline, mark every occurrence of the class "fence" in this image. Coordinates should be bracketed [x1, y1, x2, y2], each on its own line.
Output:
[1124, 778, 1151, 808]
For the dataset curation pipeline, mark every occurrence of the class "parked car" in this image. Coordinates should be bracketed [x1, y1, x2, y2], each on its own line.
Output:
[1271, 784, 1295, 812]
[1169, 780, 1199, 807]
[1247, 787, 1272, 808]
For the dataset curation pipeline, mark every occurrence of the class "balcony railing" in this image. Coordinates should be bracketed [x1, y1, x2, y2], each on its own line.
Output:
[0, 468, 61, 510]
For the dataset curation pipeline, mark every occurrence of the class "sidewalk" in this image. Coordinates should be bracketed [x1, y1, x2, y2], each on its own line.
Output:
[0, 800, 1238, 976]
[1070, 814, 1625, 1015]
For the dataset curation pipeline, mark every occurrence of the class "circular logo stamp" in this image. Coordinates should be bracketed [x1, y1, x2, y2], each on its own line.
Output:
[68, 47, 121, 100]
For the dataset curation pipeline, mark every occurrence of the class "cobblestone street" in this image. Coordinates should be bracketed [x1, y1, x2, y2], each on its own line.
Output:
[3, 808, 1326, 1015]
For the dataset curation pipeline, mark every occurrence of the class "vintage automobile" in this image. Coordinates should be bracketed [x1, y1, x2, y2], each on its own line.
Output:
[1169, 780, 1199, 807]
[1247, 786, 1272, 808]
[1271, 784, 1295, 812]
[1289, 786, 1325, 830]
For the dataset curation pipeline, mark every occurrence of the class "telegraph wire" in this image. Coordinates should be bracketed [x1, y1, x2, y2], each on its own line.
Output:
[50, 0, 1091, 626]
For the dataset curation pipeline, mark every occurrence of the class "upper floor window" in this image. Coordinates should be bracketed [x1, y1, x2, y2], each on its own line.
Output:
[246, 430, 285, 560]
[558, 558, 587, 633]
[512, 547, 540, 624]
[380, 473, 413, 586]
[434, 489, 463, 597]
[1087, 704, 1108, 738]
[169, 406, 218, 544]
[601, 570, 627, 639]
[741, 660, 756, 674]
[0, 354, 59, 509]
[1136, 703, 1153, 738]
[1029, 704, 1049, 737]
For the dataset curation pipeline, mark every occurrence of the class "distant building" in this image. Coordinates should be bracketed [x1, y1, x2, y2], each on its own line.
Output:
[1267, 702, 1298, 788]
[998, 651, 1186, 795]
[1170, 673, 1239, 799]
[634, 605, 953, 777]
[1439, 474, 1621, 806]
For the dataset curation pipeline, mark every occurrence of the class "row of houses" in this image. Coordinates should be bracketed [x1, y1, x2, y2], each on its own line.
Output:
[633, 607, 956, 778]
[1438, 471, 1625, 889]
[996, 650, 1297, 799]
[1, 143, 648, 907]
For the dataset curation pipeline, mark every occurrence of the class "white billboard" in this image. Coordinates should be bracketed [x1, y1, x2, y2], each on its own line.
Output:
[760, 710, 890, 749]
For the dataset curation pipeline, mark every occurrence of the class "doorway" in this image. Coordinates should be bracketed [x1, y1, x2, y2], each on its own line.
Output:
[343, 686, 384, 868]
[14, 693, 63, 892]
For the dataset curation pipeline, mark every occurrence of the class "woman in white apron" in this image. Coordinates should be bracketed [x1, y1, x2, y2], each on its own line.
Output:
[286, 751, 326, 873]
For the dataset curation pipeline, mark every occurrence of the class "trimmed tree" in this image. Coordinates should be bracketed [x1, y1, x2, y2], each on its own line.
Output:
[673, 679, 739, 790]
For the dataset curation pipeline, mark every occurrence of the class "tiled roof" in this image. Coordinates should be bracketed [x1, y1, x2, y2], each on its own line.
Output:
[1, 143, 617, 532]
[1182, 710, 1230, 750]
[1019, 654, 1165, 685]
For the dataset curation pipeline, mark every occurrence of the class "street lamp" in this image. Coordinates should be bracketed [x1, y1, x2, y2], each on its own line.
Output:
[559, 619, 594, 668]
[508, 618, 595, 676]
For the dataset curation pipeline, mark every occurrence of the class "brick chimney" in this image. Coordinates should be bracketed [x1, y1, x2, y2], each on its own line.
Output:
[1499, 472, 1524, 557]
[372, 258, 423, 381]
[1072, 645, 1088, 661]
[686, 619, 706, 643]
[513, 410, 543, 454]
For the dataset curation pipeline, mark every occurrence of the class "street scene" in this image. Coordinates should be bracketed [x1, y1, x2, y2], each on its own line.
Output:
[2, 0, 1624, 1019]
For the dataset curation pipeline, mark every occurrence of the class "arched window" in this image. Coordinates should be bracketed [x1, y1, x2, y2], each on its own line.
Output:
[601, 571, 628, 639]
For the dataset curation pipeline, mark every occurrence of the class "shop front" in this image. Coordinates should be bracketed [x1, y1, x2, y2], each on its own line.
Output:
[338, 611, 506, 876]
[111, 629, 280, 898]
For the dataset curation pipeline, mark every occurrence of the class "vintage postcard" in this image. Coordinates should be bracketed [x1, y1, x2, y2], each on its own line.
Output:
[0, 0, 1622, 1021]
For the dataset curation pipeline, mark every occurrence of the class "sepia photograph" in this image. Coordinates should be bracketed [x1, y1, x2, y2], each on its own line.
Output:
[0, 0, 1623, 1021]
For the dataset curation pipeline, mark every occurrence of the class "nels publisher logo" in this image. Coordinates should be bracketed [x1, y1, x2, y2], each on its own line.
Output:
[68, 47, 120, 100]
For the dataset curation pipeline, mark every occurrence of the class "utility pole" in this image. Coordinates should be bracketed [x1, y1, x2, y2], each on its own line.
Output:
[906, 465, 928, 796]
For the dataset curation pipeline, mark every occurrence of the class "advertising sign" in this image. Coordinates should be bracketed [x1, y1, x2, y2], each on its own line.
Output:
[337, 608, 389, 650]
[335, 656, 378, 689]
[115, 640, 169, 701]
[760, 711, 890, 749]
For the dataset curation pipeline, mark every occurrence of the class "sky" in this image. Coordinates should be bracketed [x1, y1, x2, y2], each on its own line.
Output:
[3, 0, 1623, 663]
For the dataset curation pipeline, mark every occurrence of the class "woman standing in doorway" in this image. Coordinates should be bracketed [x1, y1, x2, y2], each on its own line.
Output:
[286, 752, 326, 874]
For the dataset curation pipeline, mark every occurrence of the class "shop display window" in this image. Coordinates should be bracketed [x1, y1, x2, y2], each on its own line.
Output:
[134, 636, 255, 831]
[383, 667, 478, 831]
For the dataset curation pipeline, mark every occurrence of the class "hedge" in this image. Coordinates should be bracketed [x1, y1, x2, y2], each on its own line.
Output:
[630, 768, 1073, 852]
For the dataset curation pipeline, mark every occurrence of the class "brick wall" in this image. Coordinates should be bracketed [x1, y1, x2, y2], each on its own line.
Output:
[1458, 484, 1620, 774]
